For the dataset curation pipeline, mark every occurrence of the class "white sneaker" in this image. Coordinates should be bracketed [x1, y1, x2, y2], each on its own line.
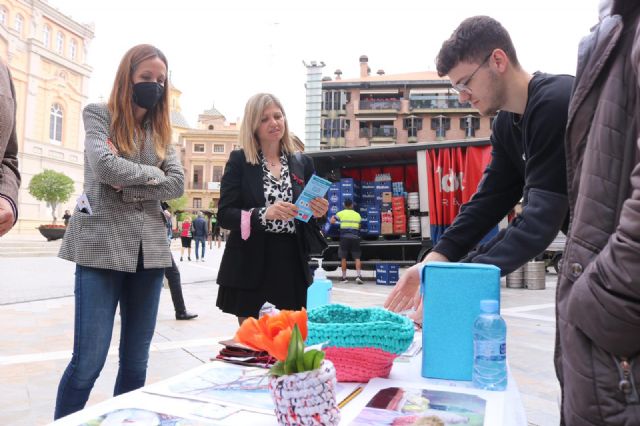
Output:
[355, 277, 364, 285]
[339, 278, 349, 284]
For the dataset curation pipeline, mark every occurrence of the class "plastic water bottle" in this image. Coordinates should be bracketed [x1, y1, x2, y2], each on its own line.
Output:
[472, 299, 507, 391]
[307, 259, 332, 310]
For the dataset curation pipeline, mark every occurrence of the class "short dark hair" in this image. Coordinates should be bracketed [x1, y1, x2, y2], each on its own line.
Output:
[436, 16, 519, 77]
[343, 198, 353, 208]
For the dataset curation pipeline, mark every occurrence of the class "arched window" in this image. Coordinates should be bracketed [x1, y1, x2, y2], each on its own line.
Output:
[43, 25, 50, 47]
[69, 39, 77, 60]
[50, 103, 63, 144]
[56, 32, 64, 55]
[14, 14, 23, 34]
[0, 7, 7, 26]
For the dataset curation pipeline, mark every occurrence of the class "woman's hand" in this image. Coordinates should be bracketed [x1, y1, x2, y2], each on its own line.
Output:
[106, 139, 123, 191]
[310, 197, 329, 218]
[265, 201, 298, 221]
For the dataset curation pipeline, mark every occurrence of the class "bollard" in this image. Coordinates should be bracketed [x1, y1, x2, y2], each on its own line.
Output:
[506, 266, 525, 288]
[524, 261, 546, 290]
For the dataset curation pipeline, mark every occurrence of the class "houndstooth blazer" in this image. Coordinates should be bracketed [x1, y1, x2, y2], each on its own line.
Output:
[59, 103, 184, 272]
[0, 60, 20, 221]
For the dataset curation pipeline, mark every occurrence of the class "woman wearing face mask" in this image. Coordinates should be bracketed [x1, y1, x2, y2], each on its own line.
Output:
[54, 44, 184, 419]
[216, 93, 329, 325]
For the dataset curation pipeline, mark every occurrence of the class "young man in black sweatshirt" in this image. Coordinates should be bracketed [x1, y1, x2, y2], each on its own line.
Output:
[386, 15, 573, 313]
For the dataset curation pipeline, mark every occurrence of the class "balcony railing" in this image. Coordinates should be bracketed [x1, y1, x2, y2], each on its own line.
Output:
[372, 127, 397, 138]
[359, 100, 401, 111]
[360, 128, 397, 138]
[410, 98, 471, 109]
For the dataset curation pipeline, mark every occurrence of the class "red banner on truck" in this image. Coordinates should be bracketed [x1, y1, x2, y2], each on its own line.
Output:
[427, 145, 493, 244]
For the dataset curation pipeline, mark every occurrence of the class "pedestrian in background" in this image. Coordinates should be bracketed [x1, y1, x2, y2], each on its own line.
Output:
[210, 213, 221, 249]
[330, 198, 363, 284]
[62, 210, 71, 227]
[0, 57, 20, 238]
[162, 205, 198, 320]
[180, 215, 192, 261]
[216, 93, 328, 325]
[55, 44, 184, 419]
[555, 1, 640, 424]
[191, 211, 207, 262]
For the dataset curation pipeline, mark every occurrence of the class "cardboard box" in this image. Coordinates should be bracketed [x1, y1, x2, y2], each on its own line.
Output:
[381, 222, 394, 235]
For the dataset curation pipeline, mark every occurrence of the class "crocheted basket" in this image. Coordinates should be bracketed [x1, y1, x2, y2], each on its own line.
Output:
[268, 360, 340, 426]
[306, 304, 414, 382]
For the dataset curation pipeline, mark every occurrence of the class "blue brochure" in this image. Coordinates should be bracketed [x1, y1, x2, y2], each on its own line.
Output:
[295, 174, 332, 222]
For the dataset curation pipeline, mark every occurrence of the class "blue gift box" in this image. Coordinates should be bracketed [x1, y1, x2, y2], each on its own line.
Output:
[420, 262, 500, 381]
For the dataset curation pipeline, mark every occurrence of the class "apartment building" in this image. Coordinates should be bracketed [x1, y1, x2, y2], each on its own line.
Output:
[319, 55, 493, 149]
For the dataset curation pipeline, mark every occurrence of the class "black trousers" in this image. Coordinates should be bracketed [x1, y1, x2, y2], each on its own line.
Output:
[164, 255, 186, 313]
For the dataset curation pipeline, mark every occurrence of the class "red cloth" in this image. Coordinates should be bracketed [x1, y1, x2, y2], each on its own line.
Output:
[180, 221, 191, 237]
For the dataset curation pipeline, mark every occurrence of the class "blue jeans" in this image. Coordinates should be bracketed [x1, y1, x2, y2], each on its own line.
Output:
[194, 236, 206, 259]
[54, 258, 163, 419]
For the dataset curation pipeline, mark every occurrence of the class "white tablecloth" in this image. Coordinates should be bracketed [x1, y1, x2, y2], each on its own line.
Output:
[50, 353, 527, 425]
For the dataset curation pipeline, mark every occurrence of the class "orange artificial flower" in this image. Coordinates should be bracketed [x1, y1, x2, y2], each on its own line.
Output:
[235, 309, 308, 362]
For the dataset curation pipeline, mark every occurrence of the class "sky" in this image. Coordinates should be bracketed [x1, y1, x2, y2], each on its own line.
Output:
[49, 0, 602, 137]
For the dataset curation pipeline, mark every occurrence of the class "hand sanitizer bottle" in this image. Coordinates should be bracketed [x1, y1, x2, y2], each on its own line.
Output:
[307, 259, 332, 310]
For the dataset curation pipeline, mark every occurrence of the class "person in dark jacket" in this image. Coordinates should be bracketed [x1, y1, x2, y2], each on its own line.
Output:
[216, 93, 328, 325]
[386, 15, 573, 314]
[161, 205, 197, 321]
[191, 211, 207, 262]
[556, 2, 640, 424]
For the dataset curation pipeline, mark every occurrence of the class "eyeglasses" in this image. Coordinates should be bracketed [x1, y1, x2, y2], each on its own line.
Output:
[451, 52, 492, 95]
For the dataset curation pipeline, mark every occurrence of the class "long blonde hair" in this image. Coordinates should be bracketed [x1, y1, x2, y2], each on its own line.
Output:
[107, 44, 171, 160]
[239, 93, 297, 165]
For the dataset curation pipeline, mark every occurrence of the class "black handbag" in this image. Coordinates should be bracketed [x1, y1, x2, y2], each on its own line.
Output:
[300, 220, 328, 256]
[291, 152, 329, 256]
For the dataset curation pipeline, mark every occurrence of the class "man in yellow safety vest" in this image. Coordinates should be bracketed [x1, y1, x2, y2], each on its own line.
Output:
[330, 198, 363, 284]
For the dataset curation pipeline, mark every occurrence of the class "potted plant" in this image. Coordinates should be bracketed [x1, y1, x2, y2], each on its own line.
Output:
[235, 308, 341, 426]
[28, 169, 74, 241]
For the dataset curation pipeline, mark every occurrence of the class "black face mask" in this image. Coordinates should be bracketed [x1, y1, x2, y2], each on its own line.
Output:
[132, 82, 164, 110]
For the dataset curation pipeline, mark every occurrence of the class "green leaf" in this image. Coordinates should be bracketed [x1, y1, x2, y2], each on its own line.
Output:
[270, 361, 286, 377]
[313, 350, 326, 370]
[303, 350, 317, 370]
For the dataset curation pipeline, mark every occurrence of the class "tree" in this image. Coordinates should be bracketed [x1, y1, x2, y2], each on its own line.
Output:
[28, 169, 75, 224]
[166, 194, 188, 213]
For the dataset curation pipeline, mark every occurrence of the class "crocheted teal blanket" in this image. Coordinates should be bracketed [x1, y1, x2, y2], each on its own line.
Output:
[306, 304, 414, 355]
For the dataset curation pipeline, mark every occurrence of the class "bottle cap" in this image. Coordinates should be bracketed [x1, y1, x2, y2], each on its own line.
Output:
[480, 299, 499, 314]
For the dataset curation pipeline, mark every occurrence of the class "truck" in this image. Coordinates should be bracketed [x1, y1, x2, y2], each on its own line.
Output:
[306, 138, 499, 271]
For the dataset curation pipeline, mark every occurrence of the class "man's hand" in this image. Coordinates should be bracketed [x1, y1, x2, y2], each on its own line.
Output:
[0, 197, 16, 237]
[383, 251, 450, 313]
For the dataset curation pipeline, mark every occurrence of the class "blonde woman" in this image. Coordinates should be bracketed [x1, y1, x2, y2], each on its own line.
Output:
[216, 93, 328, 324]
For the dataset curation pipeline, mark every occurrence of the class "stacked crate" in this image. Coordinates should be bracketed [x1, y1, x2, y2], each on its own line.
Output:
[392, 196, 406, 234]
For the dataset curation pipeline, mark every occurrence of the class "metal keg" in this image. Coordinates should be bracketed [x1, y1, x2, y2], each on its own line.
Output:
[506, 266, 525, 288]
[524, 261, 546, 290]
[407, 192, 419, 210]
[408, 216, 421, 234]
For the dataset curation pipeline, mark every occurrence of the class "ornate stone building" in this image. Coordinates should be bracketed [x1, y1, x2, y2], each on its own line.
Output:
[1, 0, 94, 230]
[180, 104, 239, 213]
